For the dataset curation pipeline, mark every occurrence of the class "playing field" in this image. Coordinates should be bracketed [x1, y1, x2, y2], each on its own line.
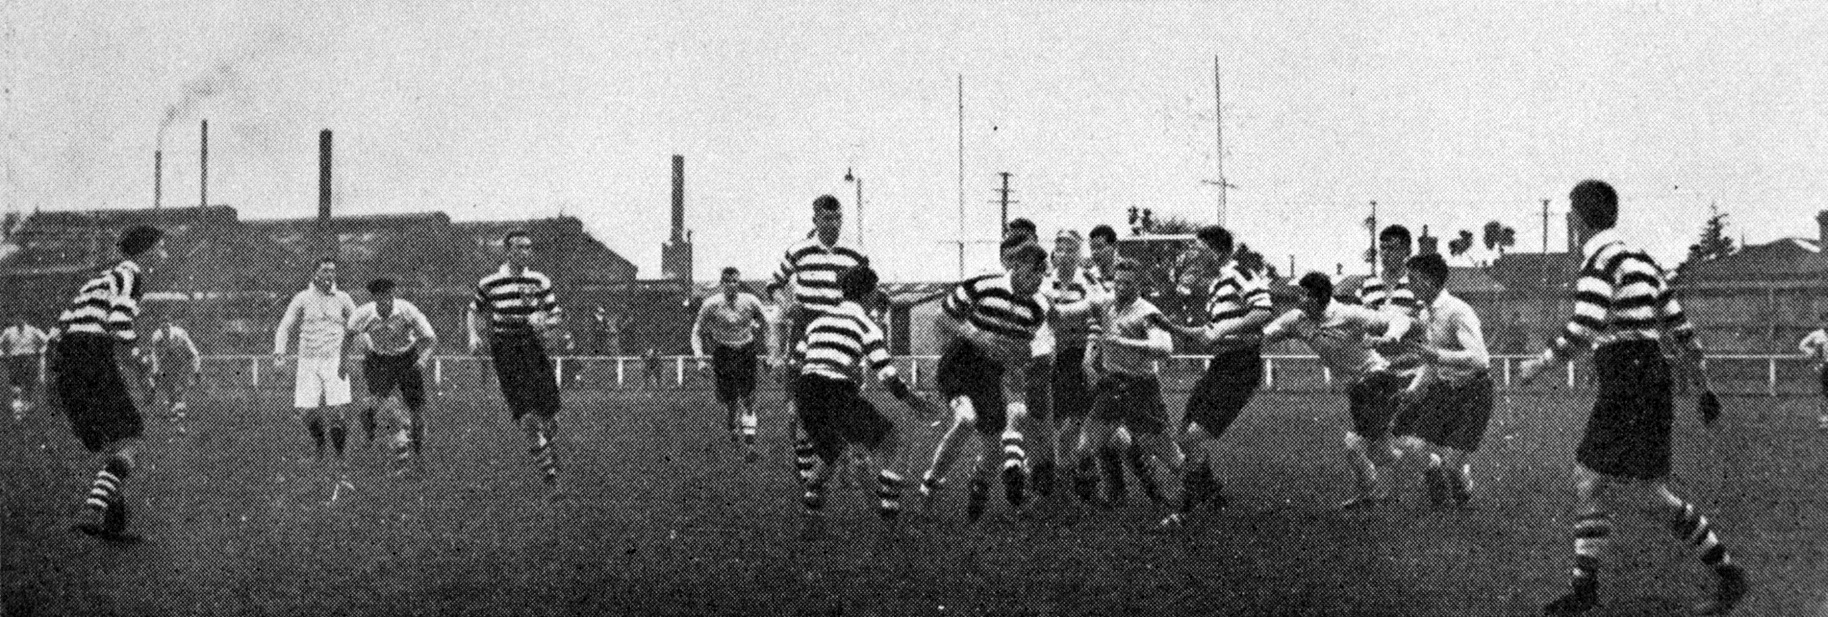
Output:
[3, 378, 1822, 616]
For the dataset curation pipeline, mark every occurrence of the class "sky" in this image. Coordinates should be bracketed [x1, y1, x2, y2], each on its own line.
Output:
[5, 0, 1828, 282]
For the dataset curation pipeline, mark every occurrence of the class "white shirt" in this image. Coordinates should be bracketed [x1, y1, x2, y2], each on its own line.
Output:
[1800, 330, 1828, 363]
[0, 324, 50, 357]
[348, 299, 436, 356]
[275, 285, 357, 359]
[694, 292, 769, 350]
[1415, 290, 1490, 384]
[1262, 302, 1410, 382]
[1089, 295, 1173, 377]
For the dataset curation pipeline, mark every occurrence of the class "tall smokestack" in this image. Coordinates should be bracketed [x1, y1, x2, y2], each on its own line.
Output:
[199, 119, 208, 209]
[671, 155, 685, 242]
[319, 129, 333, 258]
[154, 151, 162, 209]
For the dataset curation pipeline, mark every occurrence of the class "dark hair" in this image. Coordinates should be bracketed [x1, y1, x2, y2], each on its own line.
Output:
[838, 264, 879, 301]
[1007, 218, 1037, 236]
[1378, 224, 1412, 249]
[117, 225, 163, 258]
[1005, 243, 1048, 269]
[367, 278, 396, 295]
[1195, 225, 1234, 255]
[1570, 179, 1618, 231]
[1406, 254, 1449, 287]
[1112, 258, 1140, 274]
[1298, 272, 1334, 308]
[1088, 225, 1118, 244]
[317, 256, 338, 268]
[813, 194, 842, 213]
[502, 230, 531, 248]
[999, 233, 1036, 252]
[720, 266, 740, 277]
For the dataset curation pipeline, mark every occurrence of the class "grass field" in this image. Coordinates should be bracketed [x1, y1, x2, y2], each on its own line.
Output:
[3, 379, 1825, 616]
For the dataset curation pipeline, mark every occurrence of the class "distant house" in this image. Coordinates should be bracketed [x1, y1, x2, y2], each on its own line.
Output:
[1672, 211, 1828, 353]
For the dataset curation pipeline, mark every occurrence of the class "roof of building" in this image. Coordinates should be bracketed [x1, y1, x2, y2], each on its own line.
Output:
[1680, 237, 1828, 283]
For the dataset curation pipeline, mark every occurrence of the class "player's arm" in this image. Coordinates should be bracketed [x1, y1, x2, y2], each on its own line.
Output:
[748, 297, 775, 363]
[690, 299, 712, 363]
[1099, 315, 1173, 359]
[1361, 307, 1412, 346]
[178, 329, 202, 377]
[273, 292, 302, 362]
[411, 308, 439, 368]
[467, 286, 490, 354]
[1520, 265, 1612, 384]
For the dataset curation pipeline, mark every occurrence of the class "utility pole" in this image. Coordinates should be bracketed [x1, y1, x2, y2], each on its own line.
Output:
[992, 172, 1017, 232]
[1214, 56, 1225, 226]
[957, 74, 965, 278]
[1367, 200, 1378, 275]
[1541, 198, 1550, 253]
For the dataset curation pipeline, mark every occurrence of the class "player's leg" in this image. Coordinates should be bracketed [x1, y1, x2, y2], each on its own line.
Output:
[324, 358, 354, 463]
[295, 359, 327, 460]
[1646, 482, 1748, 615]
[1339, 376, 1397, 509]
[1070, 416, 1120, 507]
[918, 397, 975, 511]
[1020, 359, 1056, 500]
[1544, 465, 1613, 616]
[994, 368, 1032, 512]
[849, 394, 906, 524]
[395, 355, 430, 473]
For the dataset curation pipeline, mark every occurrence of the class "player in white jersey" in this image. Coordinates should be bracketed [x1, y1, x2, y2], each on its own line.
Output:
[694, 266, 772, 457]
[274, 257, 359, 467]
[348, 278, 438, 474]
[146, 316, 200, 435]
[1799, 316, 1828, 430]
[1254, 272, 1413, 509]
[1387, 254, 1493, 509]
[1, 316, 50, 420]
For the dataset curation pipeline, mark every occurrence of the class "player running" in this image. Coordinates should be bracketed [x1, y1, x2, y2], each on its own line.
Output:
[146, 316, 200, 435]
[693, 266, 772, 458]
[51, 225, 167, 541]
[1387, 253, 1492, 509]
[917, 242, 1051, 522]
[1251, 272, 1413, 510]
[767, 195, 868, 485]
[791, 264, 929, 538]
[1798, 315, 1828, 431]
[1150, 225, 1275, 517]
[1067, 259, 1190, 527]
[1520, 180, 1747, 616]
[349, 278, 438, 475]
[1, 315, 50, 420]
[469, 230, 568, 496]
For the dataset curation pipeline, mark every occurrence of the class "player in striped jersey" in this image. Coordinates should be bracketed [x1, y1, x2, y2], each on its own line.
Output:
[52, 225, 166, 541]
[791, 264, 926, 537]
[693, 266, 772, 457]
[469, 230, 568, 495]
[917, 243, 1051, 522]
[1150, 225, 1275, 520]
[1519, 180, 1747, 616]
[1360, 225, 1427, 409]
[1254, 272, 1413, 510]
[767, 195, 868, 485]
[1033, 229, 1097, 502]
[1069, 258, 1189, 525]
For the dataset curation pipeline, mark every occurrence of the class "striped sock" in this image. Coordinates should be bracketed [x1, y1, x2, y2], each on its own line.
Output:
[741, 410, 757, 445]
[530, 433, 558, 485]
[1670, 502, 1735, 572]
[793, 439, 816, 485]
[876, 471, 904, 520]
[1001, 430, 1028, 508]
[802, 482, 827, 515]
[84, 457, 132, 513]
[1572, 512, 1613, 582]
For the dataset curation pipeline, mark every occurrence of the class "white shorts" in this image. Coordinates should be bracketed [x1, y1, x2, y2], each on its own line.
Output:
[294, 356, 353, 408]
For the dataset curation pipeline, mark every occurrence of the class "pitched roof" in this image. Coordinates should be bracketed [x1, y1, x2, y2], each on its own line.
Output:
[1680, 237, 1828, 283]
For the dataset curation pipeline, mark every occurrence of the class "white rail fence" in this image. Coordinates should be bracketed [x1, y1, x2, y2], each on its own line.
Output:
[170, 353, 1820, 397]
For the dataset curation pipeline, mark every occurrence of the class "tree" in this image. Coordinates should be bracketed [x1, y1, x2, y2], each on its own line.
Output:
[1678, 204, 1737, 276]
[1448, 229, 1475, 260]
[1482, 221, 1517, 255]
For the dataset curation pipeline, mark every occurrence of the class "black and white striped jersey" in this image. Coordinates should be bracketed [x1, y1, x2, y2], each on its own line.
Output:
[57, 261, 144, 342]
[472, 264, 562, 334]
[793, 301, 896, 384]
[1549, 228, 1694, 357]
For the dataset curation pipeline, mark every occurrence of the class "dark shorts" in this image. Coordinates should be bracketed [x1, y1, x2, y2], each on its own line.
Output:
[1050, 346, 1093, 420]
[712, 341, 759, 403]
[8, 355, 37, 390]
[1391, 371, 1494, 453]
[1024, 357, 1052, 421]
[1184, 347, 1263, 437]
[1090, 372, 1171, 435]
[490, 331, 562, 420]
[364, 351, 426, 410]
[1579, 341, 1673, 480]
[937, 339, 1007, 435]
[795, 372, 895, 464]
[53, 335, 142, 452]
[1348, 370, 1406, 441]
